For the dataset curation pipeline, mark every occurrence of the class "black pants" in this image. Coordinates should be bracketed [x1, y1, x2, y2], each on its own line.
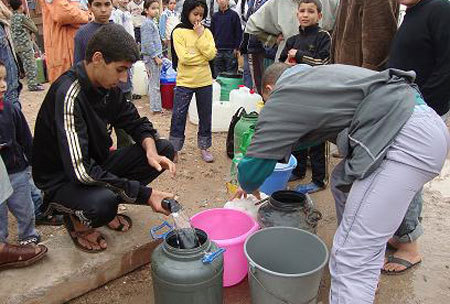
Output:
[44, 140, 174, 228]
[214, 50, 238, 78]
[292, 143, 326, 187]
[134, 27, 141, 44]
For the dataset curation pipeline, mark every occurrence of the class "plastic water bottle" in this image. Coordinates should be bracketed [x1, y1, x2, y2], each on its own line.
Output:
[162, 199, 200, 249]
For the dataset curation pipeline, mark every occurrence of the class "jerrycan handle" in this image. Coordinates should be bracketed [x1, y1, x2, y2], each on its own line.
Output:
[202, 248, 226, 264]
[150, 221, 174, 240]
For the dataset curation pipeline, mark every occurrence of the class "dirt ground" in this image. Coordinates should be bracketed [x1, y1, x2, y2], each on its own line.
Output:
[8, 84, 450, 303]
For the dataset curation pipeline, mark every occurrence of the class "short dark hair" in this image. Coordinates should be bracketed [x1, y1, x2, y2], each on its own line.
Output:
[298, 0, 322, 13]
[85, 23, 140, 64]
[9, 0, 23, 11]
[88, 0, 112, 6]
[262, 63, 291, 89]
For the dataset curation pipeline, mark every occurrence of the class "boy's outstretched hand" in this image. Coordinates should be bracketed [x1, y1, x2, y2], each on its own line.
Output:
[231, 187, 261, 201]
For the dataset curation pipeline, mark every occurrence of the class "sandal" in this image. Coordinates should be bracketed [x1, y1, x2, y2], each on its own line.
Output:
[63, 216, 107, 253]
[107, 214, 133, 232]
[381, 255, 422, 275]
[0, 243, 48, 270]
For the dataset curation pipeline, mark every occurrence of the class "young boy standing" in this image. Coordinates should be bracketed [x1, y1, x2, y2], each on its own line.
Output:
[278, 0, 331, 194]
[159, 0, 180, 57]
[210, 0, 242, 77]
[74, 0, 114, 65]
[9, 0, 43, 91]
[128, 0, 146, 43]
[0, 60, 43, 248]
[111, 0, 135, 38]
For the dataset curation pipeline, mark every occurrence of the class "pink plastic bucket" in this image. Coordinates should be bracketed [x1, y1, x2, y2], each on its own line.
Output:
[191, 208, 259, 287]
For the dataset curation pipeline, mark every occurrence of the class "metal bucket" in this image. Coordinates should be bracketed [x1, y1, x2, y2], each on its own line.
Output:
[244, 227, 329, 304]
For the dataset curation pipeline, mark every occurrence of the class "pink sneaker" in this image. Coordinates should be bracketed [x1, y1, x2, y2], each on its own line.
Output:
[200, 150, 214, 163]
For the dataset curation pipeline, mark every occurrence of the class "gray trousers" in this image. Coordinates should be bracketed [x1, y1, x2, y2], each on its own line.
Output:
[144, 56, 162, 112]
[329, 106, 450, 303]
[394, 110, 450, 242]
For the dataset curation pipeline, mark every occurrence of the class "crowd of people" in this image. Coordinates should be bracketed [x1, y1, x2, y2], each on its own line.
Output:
[0, 0, 449, 303]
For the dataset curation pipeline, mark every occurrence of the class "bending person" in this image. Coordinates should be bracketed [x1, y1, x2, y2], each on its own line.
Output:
[32, 24, 176, 253]
[234, 63, 450, 303]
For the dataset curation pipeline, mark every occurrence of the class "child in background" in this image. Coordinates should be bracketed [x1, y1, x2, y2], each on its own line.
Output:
[279, 0, 331, 194]
[159, 0, 180, 57]
[0, 60, 44, 249]
[111, 0, 135, 37]
[210, 0, 242, 77]
[141, 0, 163, 113]
[169, 0, 216, 163]
[128, 0, 145, 43]
[74, 0, 114, 65]
[9, 0, 43, 91]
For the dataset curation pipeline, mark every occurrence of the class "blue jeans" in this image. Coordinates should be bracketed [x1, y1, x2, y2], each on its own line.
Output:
[393, 191, 423, 242]
[169, 85, 212, 151]
[0, 169, 40, 243]
[143, 56, 162, 112]
[214, 50, 237, 78]
[29, 167, 44, 218]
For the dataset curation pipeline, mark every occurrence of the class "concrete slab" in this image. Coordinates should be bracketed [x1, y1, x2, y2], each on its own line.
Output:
[0, 205, 165, 304]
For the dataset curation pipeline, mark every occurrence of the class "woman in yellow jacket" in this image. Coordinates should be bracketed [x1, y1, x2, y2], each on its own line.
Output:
[169, 0, 216, 163]
[39, 0, 90, 82]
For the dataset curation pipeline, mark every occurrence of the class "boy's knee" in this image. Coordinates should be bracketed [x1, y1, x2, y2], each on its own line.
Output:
[83, 191, 119, 228]
[157, 139, 175, 161]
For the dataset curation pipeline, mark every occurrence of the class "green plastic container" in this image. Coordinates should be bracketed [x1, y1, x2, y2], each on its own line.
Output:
[151, 229, 224, 304]
[216, 73, 243, 101]
[233, 112, 259, 156]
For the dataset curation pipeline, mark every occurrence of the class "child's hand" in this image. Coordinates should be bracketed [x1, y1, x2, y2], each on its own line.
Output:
[193, 21, 205, 37]
[154, 57, 163, 65]
[288, 49, 298, 58]
[233, 49, 240, 58]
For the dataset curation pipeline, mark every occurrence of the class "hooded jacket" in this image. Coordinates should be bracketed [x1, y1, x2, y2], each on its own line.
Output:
[32, 62, 158, 204]
[170, 0, 216, 87]
[0, 98, 33, 174]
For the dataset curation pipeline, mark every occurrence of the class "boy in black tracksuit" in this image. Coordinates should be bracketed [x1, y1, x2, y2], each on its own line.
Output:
[32, 24, 175, 253]
[279, 0, 331, 194]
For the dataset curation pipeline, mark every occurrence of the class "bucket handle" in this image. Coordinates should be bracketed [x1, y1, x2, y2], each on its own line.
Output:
[150, 221, 173, 240]
[248, 263, 318, 304]
[202, 248, 226, 264]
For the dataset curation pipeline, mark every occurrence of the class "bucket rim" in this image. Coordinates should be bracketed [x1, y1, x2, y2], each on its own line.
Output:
[244, 227, 329, 278]
[191, 208, 259, 244]
[274, 154, 297, 171]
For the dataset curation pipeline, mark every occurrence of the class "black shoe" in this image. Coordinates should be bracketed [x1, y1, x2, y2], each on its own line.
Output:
[35, 214, 64, 226]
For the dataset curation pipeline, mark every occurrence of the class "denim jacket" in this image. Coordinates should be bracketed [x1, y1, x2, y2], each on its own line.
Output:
[140, 17, 162, 58]
[0, 25, 20, 108]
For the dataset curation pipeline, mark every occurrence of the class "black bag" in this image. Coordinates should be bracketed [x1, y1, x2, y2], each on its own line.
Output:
[226, 107, 247, 159]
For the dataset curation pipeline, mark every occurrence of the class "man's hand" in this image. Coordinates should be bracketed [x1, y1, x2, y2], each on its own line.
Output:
[146, 152, 176, 176]
[193, 21, 205, 36]
[231, 187, 261, 201]
[148, 190, 175, 216]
